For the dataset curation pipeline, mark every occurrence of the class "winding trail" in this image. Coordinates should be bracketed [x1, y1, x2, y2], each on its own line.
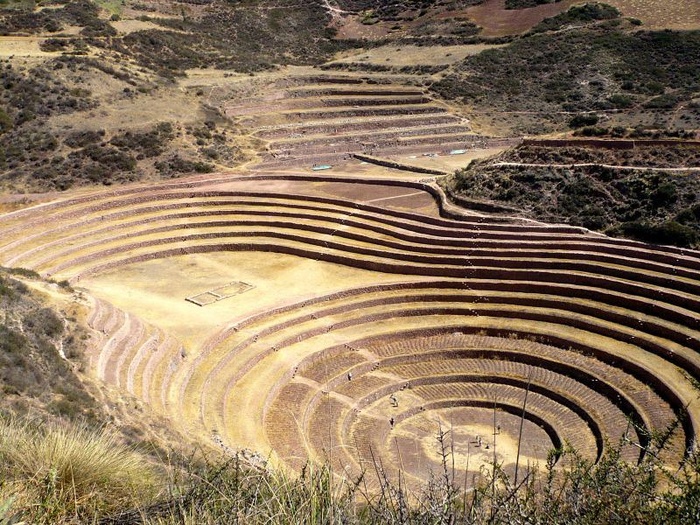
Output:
[492, 161, 700, 172]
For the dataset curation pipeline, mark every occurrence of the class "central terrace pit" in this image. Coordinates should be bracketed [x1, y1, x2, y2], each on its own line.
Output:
[2, 170, 699, 491]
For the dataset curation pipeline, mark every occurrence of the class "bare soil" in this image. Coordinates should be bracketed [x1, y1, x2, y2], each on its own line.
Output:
[0, 36, 57, 56]
[331, 43, 506, 68]
[466, 0, 700, 36]
[79, 251, 412, 350]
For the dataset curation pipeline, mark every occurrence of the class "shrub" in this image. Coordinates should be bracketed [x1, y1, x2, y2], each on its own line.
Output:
[676, 203, 700, 224]
[644, 93, 682, 109]
[0, 325, 27, 356]
[569, 113, 599, 128]
[63, 129, 105, 148]
[615, 220, 698, 247]
[577, 125, 608, 136]
[3, 267, 40, 279]
[70, 144, 137, 172]
[22, 308, 63, 338]
[0, 108, 11, 134]
[651, 181, 678, 208]
[110, 123, 174, 158]
[608, 93, 633, 108]
[155, 155, 213, 176]
[506, 0, 561, 9]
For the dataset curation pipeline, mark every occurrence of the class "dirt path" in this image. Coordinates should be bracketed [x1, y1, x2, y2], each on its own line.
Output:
[492, 161, 700, 172]
[322, 0, 350, 16]
[0, 36, 57, 57]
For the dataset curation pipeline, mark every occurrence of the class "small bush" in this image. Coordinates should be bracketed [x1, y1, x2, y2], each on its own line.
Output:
[608, 93, 633, 108]
[63, 129, 105, 148]
[0, 325, 27, 356]
[644, 93, 682, 109]
[155, 155, 213, 176]
[577, 125, 608, 136]
[615, 220, 698, 247]
[0, 108, 11, 134]
[3, 267, 40, 279]
[569, 113, 599, 128]
[22, 308, 63, 338]
[506, 0, 561, 9]
[110, 122, 174, 158]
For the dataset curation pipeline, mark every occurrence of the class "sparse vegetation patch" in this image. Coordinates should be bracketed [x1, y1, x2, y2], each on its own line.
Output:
[113, 1, 351, 77]
[432, 6, 700, 133]
[505, 0, 562, 9]
[446, 144, 700, 246]
[0, 270, 97, 421]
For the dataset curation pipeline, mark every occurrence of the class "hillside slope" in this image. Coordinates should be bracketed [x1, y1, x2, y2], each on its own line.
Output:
[1, 1, 699, 193]
[444, 141, 700, 247]
[432, 6, 700, 134]
[0, 267, 192, 458]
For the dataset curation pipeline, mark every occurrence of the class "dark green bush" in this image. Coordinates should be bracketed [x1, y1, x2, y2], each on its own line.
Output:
[0, 325, 27, 356]
[506, 0, 561, 9]
[64, 129, 105, 148]
[608, 93, 633, 108]
[615, 220, 698, 247]
[530, 2, 620, 33]
[577, 126, 608, 136]
[155, 155, 213, 176]
[676, 203, 700, 224]
[644, 93, 682, 109]
[569, 113, 599, 128]
[110, 123, 174, 158]
[0, 107, 11, 134]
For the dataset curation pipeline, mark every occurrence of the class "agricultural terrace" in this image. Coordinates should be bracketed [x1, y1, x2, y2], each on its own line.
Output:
[1, 64, 700, 492]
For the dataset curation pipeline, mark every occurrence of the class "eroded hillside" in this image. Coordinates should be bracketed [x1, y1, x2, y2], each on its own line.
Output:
[1, 0, 699, 195]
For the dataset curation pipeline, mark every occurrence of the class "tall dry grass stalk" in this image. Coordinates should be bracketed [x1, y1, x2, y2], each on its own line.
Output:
[152, 456, 359, 525]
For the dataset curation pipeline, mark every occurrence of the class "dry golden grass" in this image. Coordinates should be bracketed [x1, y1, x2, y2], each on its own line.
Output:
[609, 0, 700, 29]
[331, 44, 507, 67]
[0, 417, 160, 523]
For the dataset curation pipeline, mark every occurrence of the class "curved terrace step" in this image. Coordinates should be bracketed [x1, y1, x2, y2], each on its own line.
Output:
[2, 170, 699, 485]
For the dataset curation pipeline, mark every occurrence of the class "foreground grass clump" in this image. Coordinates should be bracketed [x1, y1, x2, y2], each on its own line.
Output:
[2, 417, 700, 523]
[136, 438, 700, 524]
[142, 459, 358, 525]
[0, 417, 160, 524]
